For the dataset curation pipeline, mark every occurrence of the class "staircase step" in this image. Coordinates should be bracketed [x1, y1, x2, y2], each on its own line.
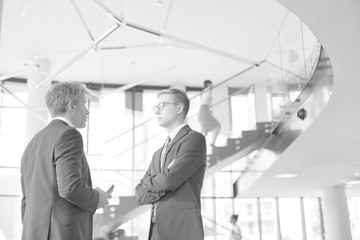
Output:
[212, 145, 231, 159]
[241, 130, 258, 146]
[227, 138, 242, 152]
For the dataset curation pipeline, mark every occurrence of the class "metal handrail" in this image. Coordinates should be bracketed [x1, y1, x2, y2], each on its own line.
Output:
[104, 61, 263, 145]
[202, 215, 249, 240]
[104, 41, 320, 158]
[112, 85, 254, 159]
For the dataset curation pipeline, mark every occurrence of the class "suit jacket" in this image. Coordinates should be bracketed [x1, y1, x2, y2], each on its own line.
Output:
[135, 125, 207, 240]
[20, 119, 99, 240]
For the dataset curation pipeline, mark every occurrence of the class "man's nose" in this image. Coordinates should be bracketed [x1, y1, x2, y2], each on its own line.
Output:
[153, 107, 160, 114]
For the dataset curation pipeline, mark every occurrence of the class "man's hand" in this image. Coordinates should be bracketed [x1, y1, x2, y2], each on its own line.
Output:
[95, 187, 112, 209]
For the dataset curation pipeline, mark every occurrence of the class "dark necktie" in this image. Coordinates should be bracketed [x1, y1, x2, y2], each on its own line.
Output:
[160, 136, 171, 170]
[151, 136, 171, 223]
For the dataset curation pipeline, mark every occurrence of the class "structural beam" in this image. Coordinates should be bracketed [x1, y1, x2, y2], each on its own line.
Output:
[0, 65, 37, 82]
[102, 65, 175, 97]
[0, 83, 47, 124]
[70, 0, 95, 42]
[90, 0, 259, 66]
[36, 23, 121, 89]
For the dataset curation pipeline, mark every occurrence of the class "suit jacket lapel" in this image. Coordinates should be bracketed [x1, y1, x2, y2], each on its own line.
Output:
[162, 125, 191, 170]
[154, 149, 163, 172]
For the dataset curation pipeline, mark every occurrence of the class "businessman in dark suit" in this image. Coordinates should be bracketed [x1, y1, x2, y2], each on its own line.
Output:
[136, 88, 207, 240]
[20, 82, 111, 240]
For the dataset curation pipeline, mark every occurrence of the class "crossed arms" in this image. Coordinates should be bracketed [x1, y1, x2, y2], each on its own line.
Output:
[135, 132, 206, 205]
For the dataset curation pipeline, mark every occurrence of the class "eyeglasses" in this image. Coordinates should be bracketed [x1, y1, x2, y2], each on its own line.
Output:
[153, 102, 179, 113]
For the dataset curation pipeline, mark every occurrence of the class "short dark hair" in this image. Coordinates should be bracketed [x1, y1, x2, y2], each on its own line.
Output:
[230, 214, 239, 222]
[203, 79, 212, 88]
[157, 88, 190, 119]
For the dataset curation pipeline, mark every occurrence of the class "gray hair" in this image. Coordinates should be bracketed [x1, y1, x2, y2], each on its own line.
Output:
[45, 82, 87, 117]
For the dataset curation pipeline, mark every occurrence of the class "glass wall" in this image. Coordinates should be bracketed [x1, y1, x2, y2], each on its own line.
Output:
[260, 198, 278, 240]
[348, 196, 360, 240]
[0, 82, 27, 168]
[0, 81, 27, 240]
[303, 198, 323, 240]
[278, 198, 303, 240]
[200, 195, 325, 240]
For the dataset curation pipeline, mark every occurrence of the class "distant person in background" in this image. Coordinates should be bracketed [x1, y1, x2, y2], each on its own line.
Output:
[198, 80, 221, 148]
[229, 214, 242, 240]
[20, 82, 111, 240]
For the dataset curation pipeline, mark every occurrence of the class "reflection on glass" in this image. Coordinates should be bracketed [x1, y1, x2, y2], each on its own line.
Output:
[0, 85, 27, 167]
[260, 198, 278, 240]
[234, 198, 259, 240]
[279, 198, 303, 240]
[214, 172, 233, 198]
[202, 198, 216, 238]
[187, 91, 202, 133]
[303, 198, 323, 240]
[348, 196, 360, 240]
[122, 208, 151, 240]
[230, 88, 256, 138]
[215, 198, 233, 238]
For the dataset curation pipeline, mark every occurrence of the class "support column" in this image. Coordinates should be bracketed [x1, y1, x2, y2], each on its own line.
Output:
[322, 187, 352, 240]
[25, 59, 51, 144]
[254, 83, 270, 122]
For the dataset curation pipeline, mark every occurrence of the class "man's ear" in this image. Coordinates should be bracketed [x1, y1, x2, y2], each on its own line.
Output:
[67, 101, 74, 112]
[177, 103, 184, 113]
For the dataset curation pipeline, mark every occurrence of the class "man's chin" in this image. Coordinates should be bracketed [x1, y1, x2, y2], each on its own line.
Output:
[157, 119, 163, 125]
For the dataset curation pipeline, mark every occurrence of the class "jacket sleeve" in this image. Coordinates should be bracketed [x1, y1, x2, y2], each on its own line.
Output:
[54, 128, 99, 213]
[142, 132, 206, 193]
[135, 154, 165, 205]
[21, 172, 26, 223]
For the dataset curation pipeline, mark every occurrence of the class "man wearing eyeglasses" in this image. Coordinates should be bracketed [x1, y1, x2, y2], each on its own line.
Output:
[136, 88, 207, 240]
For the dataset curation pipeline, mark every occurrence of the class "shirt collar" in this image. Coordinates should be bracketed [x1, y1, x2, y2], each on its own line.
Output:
[168, 123, 186, 141]
[53, 116, 74, 128]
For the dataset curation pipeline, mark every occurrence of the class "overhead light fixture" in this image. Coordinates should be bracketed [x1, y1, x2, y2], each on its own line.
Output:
[275, 173, 298, 179]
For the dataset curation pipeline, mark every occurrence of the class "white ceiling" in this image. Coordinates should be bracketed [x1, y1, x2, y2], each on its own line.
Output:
[0, 0, 296, 87]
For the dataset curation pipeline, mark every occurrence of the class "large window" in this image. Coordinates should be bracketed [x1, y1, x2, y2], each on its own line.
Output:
[278, 198, 304, 240]
[348, 196, 360, 240]
[0, 82, 27, 168]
